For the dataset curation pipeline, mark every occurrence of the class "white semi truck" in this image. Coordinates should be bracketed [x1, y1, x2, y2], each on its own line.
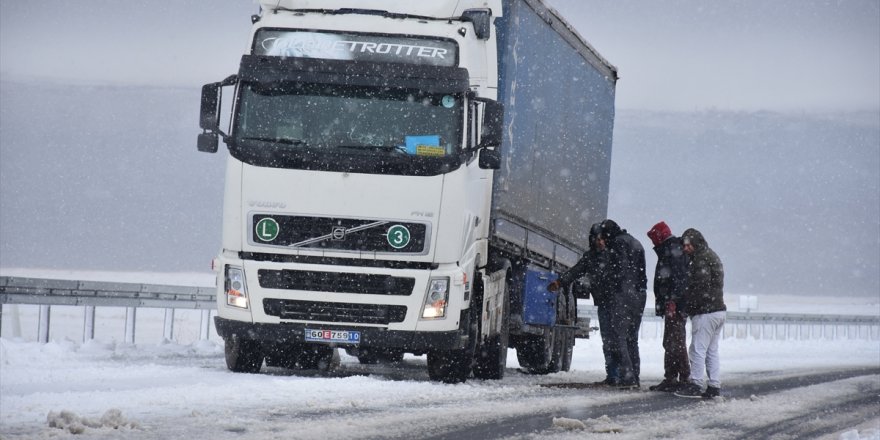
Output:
[198, 0, 617, 383]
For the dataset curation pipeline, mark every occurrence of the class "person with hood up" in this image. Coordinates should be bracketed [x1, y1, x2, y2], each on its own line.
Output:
[646, 221, 690, 392]
[548, 222, 620, 385]
[674, 228, 727, 399]
[597, 219, 647, 389]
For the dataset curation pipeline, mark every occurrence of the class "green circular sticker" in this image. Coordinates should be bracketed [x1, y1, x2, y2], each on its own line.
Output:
[386, 225, 411, 249]
[255, 217, 279, 242]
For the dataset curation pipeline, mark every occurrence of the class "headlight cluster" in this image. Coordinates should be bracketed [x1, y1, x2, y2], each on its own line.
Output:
[225, 266, 249, 309]
[421, 277, 449, 319]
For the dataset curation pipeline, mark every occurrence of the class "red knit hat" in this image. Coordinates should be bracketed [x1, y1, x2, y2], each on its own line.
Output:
[647, 221, 672, 246]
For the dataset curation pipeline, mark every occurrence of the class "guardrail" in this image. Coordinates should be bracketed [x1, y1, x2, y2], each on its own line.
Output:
[0, 276, 216, 344]
[2, 276, 878, 343]
[579, 307, 880, 341]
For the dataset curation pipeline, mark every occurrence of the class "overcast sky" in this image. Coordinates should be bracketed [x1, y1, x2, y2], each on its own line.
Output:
[2, 0, 878, 112]
[1, 1, 878, 296]
[545, 0, 880, 111]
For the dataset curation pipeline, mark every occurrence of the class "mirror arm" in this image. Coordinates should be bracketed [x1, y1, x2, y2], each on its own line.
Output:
[220, 74, 238, 87]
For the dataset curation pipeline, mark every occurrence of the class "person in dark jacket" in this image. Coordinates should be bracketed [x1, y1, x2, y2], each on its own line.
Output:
[646, 221, 690, 392]
[548, 223, 620, 385]
[674, 228, 727, 399]
[597, 219, 647, 388]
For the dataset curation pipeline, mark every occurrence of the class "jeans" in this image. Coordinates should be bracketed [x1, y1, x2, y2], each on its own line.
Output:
[597, 306, 619, 380]
[611, 304, 642, 384]
[663, 311, 690, 382]
[688, 311, 726, 388]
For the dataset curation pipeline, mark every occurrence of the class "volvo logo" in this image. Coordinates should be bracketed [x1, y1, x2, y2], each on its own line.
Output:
[248, 200, 287, 209]
[331, 226, 346, 240]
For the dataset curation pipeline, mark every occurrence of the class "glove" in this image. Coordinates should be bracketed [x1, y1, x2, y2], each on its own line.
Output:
[665, 301, 677, 318]
[547, 280, 561, 292]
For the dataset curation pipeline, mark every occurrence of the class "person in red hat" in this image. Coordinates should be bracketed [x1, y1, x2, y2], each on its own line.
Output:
[646, 221, 690, 392]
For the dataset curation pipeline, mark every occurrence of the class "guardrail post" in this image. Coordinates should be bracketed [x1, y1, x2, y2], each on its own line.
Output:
[163, 308, 175, 341]
[124, 307, 136, 344]
[38, 305, 51, 343]
[199, 310, 211, 340]
[83, 306, 96, 342]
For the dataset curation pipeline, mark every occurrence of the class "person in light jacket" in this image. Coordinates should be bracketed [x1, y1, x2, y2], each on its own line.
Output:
[674, 228, 727, 399]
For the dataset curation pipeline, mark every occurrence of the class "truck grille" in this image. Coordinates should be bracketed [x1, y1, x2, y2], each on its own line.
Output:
[258, 269, 415, 296]
[251, 214, 428, 253]
[263, 299, 407, 324]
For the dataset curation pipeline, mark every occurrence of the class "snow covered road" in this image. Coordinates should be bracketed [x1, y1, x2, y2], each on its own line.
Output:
[1, 334, 878, 439]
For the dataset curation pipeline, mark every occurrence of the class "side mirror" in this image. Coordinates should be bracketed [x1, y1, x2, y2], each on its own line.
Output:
[462, 9, 492, 41]
[197, 132, 219, 153]
[200, 83, 221, 131]
[478, 99, 504, 148]
[478, 147, 500, 170]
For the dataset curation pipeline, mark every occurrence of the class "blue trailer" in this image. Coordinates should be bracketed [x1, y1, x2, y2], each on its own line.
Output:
[491, 0, 617, 373]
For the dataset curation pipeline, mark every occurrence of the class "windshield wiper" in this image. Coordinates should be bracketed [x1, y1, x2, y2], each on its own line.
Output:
[336, 144, 407, 154]
[241, 137, 308, 146]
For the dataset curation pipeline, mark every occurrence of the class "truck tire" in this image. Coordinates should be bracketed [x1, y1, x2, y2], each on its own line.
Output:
[546, 327, 567, 373]
[559, 329, 574, 371]
[427, 349, 472, 383]
[295, 345, 338, 371]
[515, 331, 554, 374]
[427, 310, 477, 383]
[224, 336, 263, 374]
[473, 275, 510, 380]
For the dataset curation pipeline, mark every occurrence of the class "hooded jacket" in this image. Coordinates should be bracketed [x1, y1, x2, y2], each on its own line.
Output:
[600, 220, 648, 313]
[681, 228, 726, 316]
[557, 223, 613, 307]
[652, 235, 689, 316]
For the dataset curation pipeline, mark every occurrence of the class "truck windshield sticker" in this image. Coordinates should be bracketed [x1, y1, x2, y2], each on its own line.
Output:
[405, 135, 444, 156]
[441, 95, 456, 108]
[254, 30, 458, 67]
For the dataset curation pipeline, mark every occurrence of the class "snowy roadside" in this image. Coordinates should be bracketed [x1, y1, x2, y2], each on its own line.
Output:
[1, 334, 878, 439]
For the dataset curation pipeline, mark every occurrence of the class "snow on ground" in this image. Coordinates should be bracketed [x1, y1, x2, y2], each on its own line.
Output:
[0, 269, 878, 439]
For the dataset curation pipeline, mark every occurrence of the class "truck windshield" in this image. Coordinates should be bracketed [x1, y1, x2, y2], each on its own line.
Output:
[232, 82, 464, 173]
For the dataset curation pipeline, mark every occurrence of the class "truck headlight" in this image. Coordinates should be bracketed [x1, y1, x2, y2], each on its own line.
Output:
[421, 277, 449, 319]
[225, 266, 249, 309]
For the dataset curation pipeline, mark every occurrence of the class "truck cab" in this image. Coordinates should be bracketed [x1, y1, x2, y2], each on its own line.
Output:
[200, 1, 512, 382]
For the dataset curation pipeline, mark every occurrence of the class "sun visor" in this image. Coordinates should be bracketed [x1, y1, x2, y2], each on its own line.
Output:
[238, 55, 471, 93]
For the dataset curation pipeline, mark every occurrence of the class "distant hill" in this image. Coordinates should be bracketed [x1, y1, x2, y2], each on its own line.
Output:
[609, 109, 879, 297]
[1, 81, 877, 296]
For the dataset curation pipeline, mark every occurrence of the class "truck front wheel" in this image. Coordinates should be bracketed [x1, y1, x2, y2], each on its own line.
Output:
[427, 349, 472, 383]
[427, 311, 477, 383]
[224, 335, 264, 374]
[472, 275, 510, 380]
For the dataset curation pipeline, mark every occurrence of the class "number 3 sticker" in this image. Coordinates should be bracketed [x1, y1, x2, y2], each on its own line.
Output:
[386, 225, 411, 249]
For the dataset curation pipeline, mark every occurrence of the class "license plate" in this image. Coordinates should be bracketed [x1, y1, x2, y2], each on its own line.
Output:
[304, 329, 361, 344]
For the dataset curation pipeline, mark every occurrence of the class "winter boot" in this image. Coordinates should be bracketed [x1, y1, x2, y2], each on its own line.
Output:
[673, 382, 704, 398]
[701, 386, 721, 399]
[649, 380, 681, 392]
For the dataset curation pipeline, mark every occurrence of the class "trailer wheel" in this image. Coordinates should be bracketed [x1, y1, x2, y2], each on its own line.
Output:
[546, 327, 567, 373]
[515, 331, 554, 374]
[224, 335, 263, 374]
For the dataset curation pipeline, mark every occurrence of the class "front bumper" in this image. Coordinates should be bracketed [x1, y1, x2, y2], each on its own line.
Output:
[214, 315, 470, 352]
